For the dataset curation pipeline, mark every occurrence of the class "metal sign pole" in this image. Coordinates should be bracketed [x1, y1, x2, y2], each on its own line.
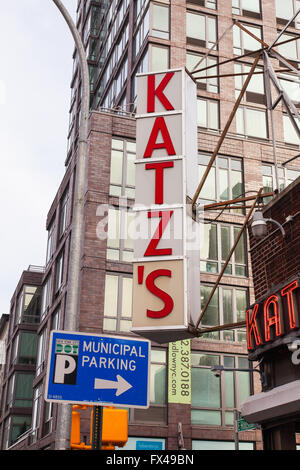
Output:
[92, 406, 103, 450]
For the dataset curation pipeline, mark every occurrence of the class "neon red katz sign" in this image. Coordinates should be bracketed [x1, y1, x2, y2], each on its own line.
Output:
[246, 278, 300, 352]
[132, 68, 200, 343]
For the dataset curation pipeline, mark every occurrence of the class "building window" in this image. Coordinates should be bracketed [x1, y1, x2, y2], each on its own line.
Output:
[200, 285, 248, 341]
[31, 385, 42, 443]
[15, 286, 41, 325]
[103, 273, 132, 332]
[233, 23, 262, 55]
[43, 401, 54, 436]
[36, 328, 47, 377]
[275, 0, 300, 28]
[106, 207, 134, 262]
[150, 44, 169, 72]
[279, 72, 300, 108]
[6, 372, 34, 409]
[236, 106, 268, 139]
[129, 349, 167, 424]
[275, 32, 300, 62]
[232, 0, 261, 19]
[191, 353, 251, 426]
[55, 250, 64, 293]
[131, 50, 149, 110]
[187, 0, 217, 10]
[3, 415, 32, 449]
[198, 153, 244, 212]
[46, 218, 56, 265]
[41, 276, 52, 319]
[59, 188, 69, 238]
[262, 163, 300, 198]
[186, 12, 217, 49]
[151, 3, 169, 40]
[10, 332, 38, 366]
[133, 7, 149, 61]
[186, 53, 219, 93]
[200, 223, 247, 277]
[192, 440, 254, 450]
[234, 63, 265, 104]
[109, 138, 136, 198]
[197, 98, 219, 130]
[283, 114, 300, 145]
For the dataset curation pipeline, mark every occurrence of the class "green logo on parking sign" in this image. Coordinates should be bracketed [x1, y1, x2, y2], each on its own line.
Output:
[55, 339, 79, 355]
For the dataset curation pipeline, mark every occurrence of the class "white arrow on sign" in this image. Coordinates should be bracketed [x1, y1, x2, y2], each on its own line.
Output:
[94, 374, 133, 396]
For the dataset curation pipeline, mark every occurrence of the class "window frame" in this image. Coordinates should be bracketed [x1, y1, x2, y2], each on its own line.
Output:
[233, 22, 263, 55]
[197, 152, 244, 211]
[197, 97, 220, 130]
[199, 283, 248, 342]
[109, 138, 136, 199]
[200, 222, 248, 278]
[103, 272, 133, 333]
[186, 11, 218, 49]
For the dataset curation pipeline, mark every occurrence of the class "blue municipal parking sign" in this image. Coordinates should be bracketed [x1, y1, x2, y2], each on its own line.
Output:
[45, 330, 150, 408]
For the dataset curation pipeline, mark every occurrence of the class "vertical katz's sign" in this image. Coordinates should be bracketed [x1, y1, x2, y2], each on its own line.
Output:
[132, 68, 200, 343]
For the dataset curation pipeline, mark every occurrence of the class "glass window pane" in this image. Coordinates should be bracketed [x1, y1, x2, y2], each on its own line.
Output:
[197, 99, 207, 127]
[283, 114, 300, 145]
[107, 208, 120, 249]
[198, 165, 216, 201]
[236, 289, 247, 321]
[120, 320, 132, 332]
[236, 108, 244, 134]
[151, 46, 169, 71]
[275, 0, 294, 20]
[234, 227, 245, 265]
[152, 4, 169, 36]
[201, 286, 219, 325]
[242, 0, 260, 13]
[200, 223, 217, 261]
[103, 318, 117, 331]
[150, 364, 166, 404]
[126, 153, 135, 187]
[191, 410, 221, 426]
[223, 289, 233, 324]
[225, 371, 235, 408]
[246, 108, 267, 138]
[121, 278, 132, 318]
[110, 150, 123, 185]
[191, 353, 219, 367]
[243, 25, 262, 51]
[221, 226, 230, 261]
[238, 371, 250, 404]
[124, 211, 135, 250]
[219, 168, 229, 200]
[151, 349, 167, 363]
[207, 17, 217, 44]
[232, 170, 243, 199]
[187, 12, 205, 40]
[209, 100, 219, 129]
[191, 368, 220, 407]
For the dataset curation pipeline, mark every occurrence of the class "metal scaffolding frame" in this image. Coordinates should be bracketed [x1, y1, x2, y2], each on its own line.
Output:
[188, 13, 300, 337]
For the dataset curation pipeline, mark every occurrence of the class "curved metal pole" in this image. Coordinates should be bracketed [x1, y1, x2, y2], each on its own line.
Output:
[51, 0, 90, 450]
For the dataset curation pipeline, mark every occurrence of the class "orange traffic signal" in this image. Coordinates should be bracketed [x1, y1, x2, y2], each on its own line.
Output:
[71, 405, 128, 450]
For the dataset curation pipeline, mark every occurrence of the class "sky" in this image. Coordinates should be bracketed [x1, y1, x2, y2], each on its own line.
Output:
[0, 0, 77, 314]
